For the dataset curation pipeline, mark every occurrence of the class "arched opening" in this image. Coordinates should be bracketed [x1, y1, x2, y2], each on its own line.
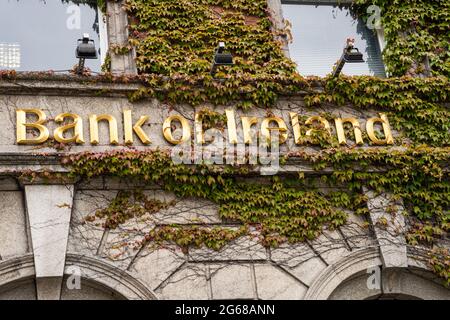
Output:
[368, 293, 421, 300]
[0, 276, 36, 300]
[329, 268, 449, 300]
[61, 276, 126, 300]
[0, 254, 157, 300]
[0, 276, 125, 300]
[305, 248, 449, 300]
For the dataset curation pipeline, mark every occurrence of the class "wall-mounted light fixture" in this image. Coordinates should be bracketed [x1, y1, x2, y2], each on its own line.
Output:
[210, 42, 233, 77]
[332, 38, 364, 78]
[75, 34, 98, 75]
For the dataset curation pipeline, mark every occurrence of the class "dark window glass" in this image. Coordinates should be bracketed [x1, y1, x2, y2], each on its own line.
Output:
[0, 0, 102, 72]
[282, 4, 386, 77]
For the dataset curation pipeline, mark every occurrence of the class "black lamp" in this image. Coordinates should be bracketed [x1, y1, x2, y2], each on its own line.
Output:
[332, 38, 365, 77]
[76, 33, 98, 75]
[210, 42, 233, 77]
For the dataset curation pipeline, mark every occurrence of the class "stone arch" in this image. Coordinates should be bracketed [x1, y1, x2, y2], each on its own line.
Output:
[65, 253, 158, 300]
[0, 254, 35, 290]
[329, 268, 449, 300]
[0, 254, 157, 300]
[305, 248, 449, 300]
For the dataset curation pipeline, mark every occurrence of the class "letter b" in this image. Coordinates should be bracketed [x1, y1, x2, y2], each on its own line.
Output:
[16, 109, 50, 144]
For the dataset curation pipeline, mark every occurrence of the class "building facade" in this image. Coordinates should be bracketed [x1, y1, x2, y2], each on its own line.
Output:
[0, 0, 448, 300]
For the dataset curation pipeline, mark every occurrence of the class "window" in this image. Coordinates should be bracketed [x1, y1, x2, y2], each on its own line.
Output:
[281, 2, 386, 77]
[0, 0, 107, 72]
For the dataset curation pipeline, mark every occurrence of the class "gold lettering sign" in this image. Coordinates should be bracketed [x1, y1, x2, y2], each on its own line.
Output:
[89, 114, 119, 145]
[123, 110, 151, 145]
[14, 109, 395, 147]
[305, 116, 331, 138]
[241, 116, 258, 144]
[54, 113, 84, 144]
[260, 116, 288, 145]
[334, 117, 364, 145]
[163, 114, 191, 145]
[16, 109, 50, 144]
[194, 113, 205, 145]
[225, 109, 238, 144]
[366, 113, 394, 145]
[289, 112, 302, 145]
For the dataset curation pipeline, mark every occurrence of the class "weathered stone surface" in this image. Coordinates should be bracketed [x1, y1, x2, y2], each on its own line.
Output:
[270, 242, 316, 268]
[25, 184, 74, 300]
[107, 0, 137, 75]
[129, 245, 186, 291]
[304, 248, 384, 300]
[254, 264, 308, 299]
[68, 190, 115, 257]
[0, 279, 37, 300]
[269, 241, 328, 286]
[0, 191, 28, 259]
[0, 90, 391, 156]
[339, 212, 376, 250]
[152, 196, 221, 225]
[0, 177, 20, 191]
[291, 257, 328, 286]
[36, 277, 63, 300]
[189, 232, 267, 262]
[100, 230, 143, 270]
[76, 178, 105, 190]
[101, 178, 157, 191]
[309, 229, 351, 265]
[156, 264, 210, 299]
[365, 190, 408, 268]
[0, 80, 448, 300]
[407, 256, 429, 270]
[329, 272, 382, 300]
[97, 191, 169, 268]
[382, 268, 450, 300]
[210, 264, 255, 299]
[25, 184, 73, 279]
[61, 278, 124, 300]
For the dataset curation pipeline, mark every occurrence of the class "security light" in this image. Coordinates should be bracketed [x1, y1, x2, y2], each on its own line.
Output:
[217, 42, 226, 53]
[75, 33, 98, 75]
[210, 42, 233, 77]
[332, 38, 365, 78]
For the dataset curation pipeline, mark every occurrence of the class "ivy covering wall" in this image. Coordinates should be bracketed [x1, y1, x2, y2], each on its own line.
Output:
[82, 0, 450, 284]
[352, 0, 450, 78]
[124, 0, 304, 108]
[2, 0, 448, 284]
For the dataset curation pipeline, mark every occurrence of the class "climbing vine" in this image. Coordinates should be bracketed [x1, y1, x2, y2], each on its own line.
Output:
[305, 76, 450, 147]
[84, 190, 175, 229]
[428, 248, 450, 287]
[1, 0, 449, 284]
[63, 146, 449, 249]
[352, 0, 450, 78]
[124, 0, 306, 108]
[64, 0, 450, 286]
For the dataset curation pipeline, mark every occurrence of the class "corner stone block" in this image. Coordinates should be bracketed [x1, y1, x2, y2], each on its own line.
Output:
[25, 184, 74, 300]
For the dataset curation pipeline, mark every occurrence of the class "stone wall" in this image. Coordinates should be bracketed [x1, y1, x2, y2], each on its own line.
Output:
[0, 78, 448, 300]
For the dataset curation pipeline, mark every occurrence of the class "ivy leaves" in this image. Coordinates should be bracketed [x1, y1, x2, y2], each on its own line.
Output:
[352, 0, 450, 78]
[307, 75, 450, 146]
[65, 146, 449, 251]
[124, 0, 304, 107]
